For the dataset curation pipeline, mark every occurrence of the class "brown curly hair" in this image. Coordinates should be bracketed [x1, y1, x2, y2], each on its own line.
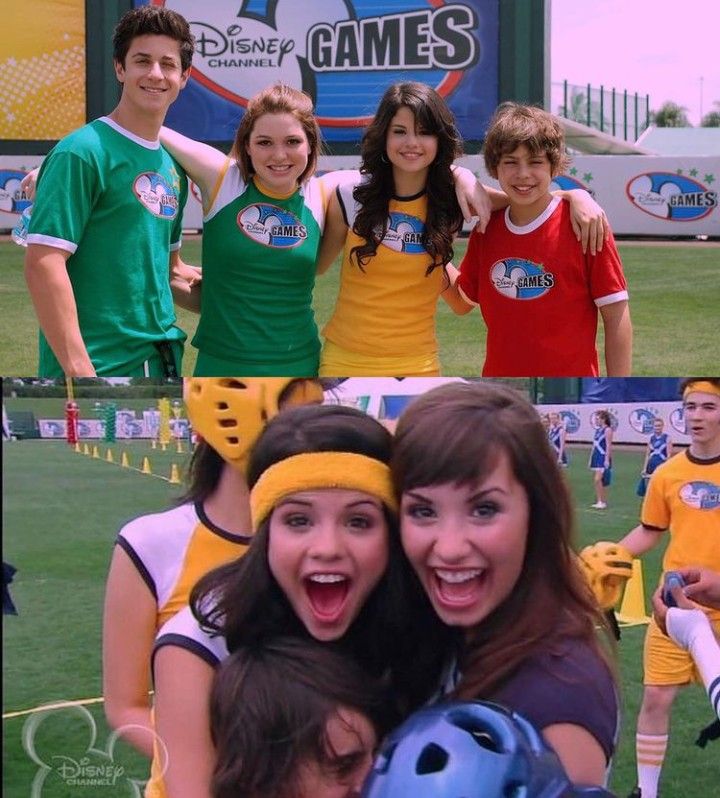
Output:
[483, 102, 570, 178]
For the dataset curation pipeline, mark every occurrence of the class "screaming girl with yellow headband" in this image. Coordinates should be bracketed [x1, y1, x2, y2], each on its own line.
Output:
[151, 402, 444, 798]
[102, 378, 322, 785]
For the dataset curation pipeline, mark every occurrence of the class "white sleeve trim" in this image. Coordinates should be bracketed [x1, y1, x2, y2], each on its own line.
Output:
[169, 241, 181, 252]
[595, 290, 629, 307]
[26, 234, 77, 254]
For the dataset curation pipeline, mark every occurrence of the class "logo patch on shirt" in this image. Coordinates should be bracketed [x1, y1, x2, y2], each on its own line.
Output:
[379, 212, 426, 254]
[490, 258, 555, 299]
[679, 481, 720, 510]
[133, 172, 179, 218]
[237, 204, 307, 248]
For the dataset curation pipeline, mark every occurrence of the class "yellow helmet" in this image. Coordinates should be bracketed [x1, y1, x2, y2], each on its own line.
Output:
[578, 542, 634, 610]
[184, 378, 323, 468]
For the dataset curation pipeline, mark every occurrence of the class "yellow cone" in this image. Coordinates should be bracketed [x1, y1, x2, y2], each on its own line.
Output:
[74, 442, 81, 453]
[617, 559, 651, 626]
[106, 449, 114, 463]
[92, 445, 100, 459]
[169, 463, 181, 484]
[83, 443, 90, 456]
[121, 451, 130, 468]
[141, 456, 152, 475]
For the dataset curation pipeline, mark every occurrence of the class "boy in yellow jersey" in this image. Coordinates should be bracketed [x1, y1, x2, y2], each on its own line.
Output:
[584, 378, 720, 798]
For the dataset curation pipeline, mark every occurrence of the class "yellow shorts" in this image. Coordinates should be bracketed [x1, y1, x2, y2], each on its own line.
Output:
[643, 614, 720, 686]
[319, 339, 440, 377]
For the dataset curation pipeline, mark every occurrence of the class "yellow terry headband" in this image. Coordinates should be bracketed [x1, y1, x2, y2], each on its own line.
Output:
[250, 452, 398, 530]
[683, 380, 720, 400]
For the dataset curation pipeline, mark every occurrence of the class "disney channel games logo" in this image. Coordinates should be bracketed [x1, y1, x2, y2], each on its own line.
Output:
[162, 0, 479, 122]
[626, 170, 717, 221]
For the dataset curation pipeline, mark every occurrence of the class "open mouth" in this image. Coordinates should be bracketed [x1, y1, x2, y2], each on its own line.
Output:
[433, 568, 485, 607]
[305, 574, 350, 623]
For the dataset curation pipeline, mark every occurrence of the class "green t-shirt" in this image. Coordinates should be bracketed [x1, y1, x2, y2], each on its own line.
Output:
[194, 164, 324, 373]
[27, 117, 187, 376]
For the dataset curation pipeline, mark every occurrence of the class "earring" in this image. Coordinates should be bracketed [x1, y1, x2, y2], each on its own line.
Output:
[380, 152, 388, 163]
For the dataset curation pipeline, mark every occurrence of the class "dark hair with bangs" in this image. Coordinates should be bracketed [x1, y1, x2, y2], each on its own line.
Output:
[191, 403, 444, 712]
[210, 636, 396, 798]
[483, 102, 570, 178]
[112, 5, 195, 72]
[392, 381, 615, 700]
[350, 81, 464, 275]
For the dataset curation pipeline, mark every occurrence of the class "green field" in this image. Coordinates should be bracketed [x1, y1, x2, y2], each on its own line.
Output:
[1, 239, 718, 375]
[2, 418, 716, 796]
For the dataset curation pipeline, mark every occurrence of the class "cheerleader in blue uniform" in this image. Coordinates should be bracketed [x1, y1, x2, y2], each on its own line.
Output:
[588, 410, 613, 509]
[637, 417, 672, 497]
[548, 411, 569, 467]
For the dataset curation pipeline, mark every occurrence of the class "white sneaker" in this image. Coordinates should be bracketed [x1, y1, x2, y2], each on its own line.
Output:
[591, 502, 607, 509]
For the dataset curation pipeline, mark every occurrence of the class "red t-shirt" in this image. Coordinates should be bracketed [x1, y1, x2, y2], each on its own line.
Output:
[458, 198, 628, 376]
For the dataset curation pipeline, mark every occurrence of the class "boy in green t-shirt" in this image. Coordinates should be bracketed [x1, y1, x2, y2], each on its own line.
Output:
[25, 6, 198, 377]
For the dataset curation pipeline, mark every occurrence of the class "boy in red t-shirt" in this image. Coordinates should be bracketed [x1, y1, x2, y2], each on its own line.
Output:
[456, 103, 632, 376]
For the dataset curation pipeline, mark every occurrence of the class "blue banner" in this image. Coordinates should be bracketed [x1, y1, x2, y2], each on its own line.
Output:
[139, 0, 499, 144]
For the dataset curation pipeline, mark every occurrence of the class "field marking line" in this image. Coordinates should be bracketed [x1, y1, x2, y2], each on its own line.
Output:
[3, 696, 104, 720]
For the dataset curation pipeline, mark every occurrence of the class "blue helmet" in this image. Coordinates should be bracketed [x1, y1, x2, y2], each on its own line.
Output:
[361, 701, 615, 798]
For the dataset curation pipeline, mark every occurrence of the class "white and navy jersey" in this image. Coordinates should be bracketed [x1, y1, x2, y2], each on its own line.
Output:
[117, 501, 252, 630]
[589, 427, 610, 469]
[153, 603, 228, 671]
[646, 432, 670, 474]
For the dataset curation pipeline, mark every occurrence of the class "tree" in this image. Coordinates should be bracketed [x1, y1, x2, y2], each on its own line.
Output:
[651, 101, 691, 127]
[701, 101, 720, 127]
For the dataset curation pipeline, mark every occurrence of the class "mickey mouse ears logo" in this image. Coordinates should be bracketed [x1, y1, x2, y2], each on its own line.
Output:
[626, 172, 717, 221]
[22, 703, 168, 798]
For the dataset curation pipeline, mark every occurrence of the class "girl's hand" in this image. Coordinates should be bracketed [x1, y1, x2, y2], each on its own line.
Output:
[562, 189, 610, 255]
[452, 166, 492, 232]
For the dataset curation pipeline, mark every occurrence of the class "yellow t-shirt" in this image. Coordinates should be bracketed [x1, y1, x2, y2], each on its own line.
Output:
[641, 450, 720, 613]
[322, 179, 447, 359]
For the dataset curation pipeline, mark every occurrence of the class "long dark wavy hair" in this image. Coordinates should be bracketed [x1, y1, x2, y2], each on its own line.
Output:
[191, 403, 445, 712]
[392, 382, 616, 701]
[351, 82, 464, 276]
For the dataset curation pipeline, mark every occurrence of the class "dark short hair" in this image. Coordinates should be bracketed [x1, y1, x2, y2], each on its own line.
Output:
[112, 6, 195, 72]
[210, 637, 396, 798]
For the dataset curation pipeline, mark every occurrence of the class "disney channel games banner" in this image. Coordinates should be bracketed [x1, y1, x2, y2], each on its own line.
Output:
[140, 0, 500, 145]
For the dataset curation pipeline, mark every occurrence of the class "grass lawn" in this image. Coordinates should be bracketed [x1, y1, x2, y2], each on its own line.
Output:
[1, 239, 718, 375]
[2, 421, 716, 797]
